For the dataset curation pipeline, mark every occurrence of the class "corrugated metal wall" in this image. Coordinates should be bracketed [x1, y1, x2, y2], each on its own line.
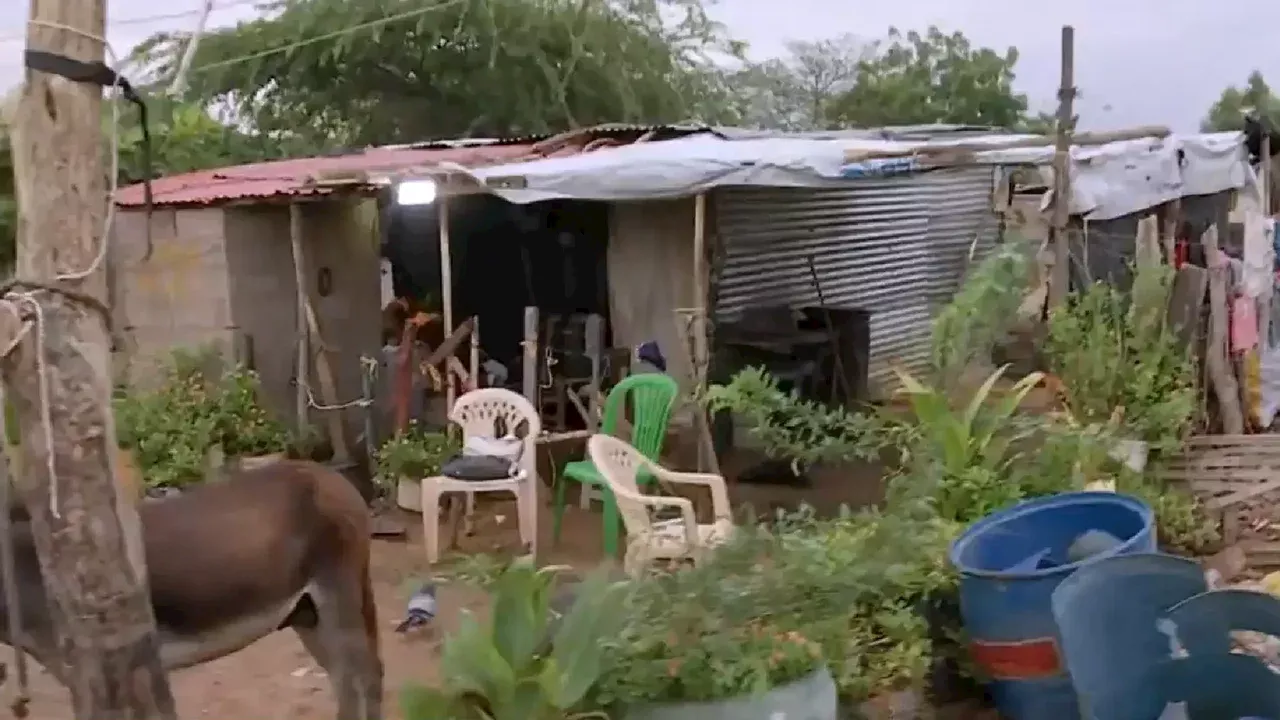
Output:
[713, 168, 999, 395]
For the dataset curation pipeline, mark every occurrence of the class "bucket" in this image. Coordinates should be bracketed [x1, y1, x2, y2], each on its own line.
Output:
[1051, 554, 1206, 719]
[948, 491, 1156, 720]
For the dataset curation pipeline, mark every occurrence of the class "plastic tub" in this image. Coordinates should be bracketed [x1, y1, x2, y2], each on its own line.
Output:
[948, 492, 1156, 720]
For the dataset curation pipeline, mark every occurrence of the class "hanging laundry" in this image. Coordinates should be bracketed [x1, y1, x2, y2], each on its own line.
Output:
[1232, 294, 1261, 353]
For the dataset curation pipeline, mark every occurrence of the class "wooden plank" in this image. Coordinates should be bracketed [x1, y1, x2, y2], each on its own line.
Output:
[422, 317, 476, 369]
[523, 307, 539, 408]
[1185, 434, 1280, 447]
[1206, 476, 1280, 509]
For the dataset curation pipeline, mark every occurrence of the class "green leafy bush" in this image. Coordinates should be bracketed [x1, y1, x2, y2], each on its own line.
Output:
[375, 424, 461, 481]
[114, 350, 288, 488]
[400, 557, 629, 720]
[588, 508, 959, 710]
[1045, 271, 1196, 452]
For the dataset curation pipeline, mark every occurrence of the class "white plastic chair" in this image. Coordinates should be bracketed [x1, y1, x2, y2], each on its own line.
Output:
[586, 433, 733, 576]
[422, 388, 541, 564]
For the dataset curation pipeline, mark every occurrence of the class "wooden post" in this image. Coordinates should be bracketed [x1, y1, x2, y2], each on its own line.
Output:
[1204, 225, 1245, 434]
[523, 306, 539, 408]
[584, 314, 603, 429]
[290, 203, 310, 432]
[7, 0, 177, 717]
[1048, 25, 1076, 309]
[469, 315, 480, 391]
[689, 194, 719, 475]
[437, 195, 455, 410]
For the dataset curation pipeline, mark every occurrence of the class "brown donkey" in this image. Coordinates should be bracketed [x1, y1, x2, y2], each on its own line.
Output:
[0, 460, 383, 720]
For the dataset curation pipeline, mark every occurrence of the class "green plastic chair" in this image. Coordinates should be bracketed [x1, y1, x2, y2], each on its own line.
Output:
[552, 372, 679, 557]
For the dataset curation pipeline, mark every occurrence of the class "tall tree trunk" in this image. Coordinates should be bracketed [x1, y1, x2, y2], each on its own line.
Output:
[5, 0, 177, 718]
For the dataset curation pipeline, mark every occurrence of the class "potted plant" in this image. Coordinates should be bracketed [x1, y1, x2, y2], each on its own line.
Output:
[400, 556, 628, 720]
[114, 373, 220, 494]
[375, 425, 461, 512]
[214, 366, 289, 469]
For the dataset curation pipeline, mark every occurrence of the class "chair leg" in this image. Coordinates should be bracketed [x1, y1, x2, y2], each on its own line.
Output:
[422, 481, 443, 564]
[463, 491, 476, 537]
[601, 488, 620, 559]
[552, 472, 569, 546]
[521, 481, 538, 562]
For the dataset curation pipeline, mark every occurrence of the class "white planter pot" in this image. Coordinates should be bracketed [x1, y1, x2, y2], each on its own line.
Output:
[396, 477, 423, 512]
[624, 667, 837, 720]
[239, 452, 286, 471]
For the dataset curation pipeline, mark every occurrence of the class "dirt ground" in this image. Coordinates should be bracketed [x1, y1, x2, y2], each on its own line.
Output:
[9, 446, 886, 720]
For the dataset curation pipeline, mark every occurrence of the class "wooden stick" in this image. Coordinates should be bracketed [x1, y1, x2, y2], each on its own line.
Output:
[9, 0, 178, 715]
[290, 203, 311, 432]
[523, 306, 539, 408]
[1204, 225, 1245, 433]
[302, 299, 350, 463]
[688, 193, 720, 475]
[469, 314, 480, 390]
[422, 317, 476, 369]
[1047, 26, 1076, 310]
[438, 196, 455, 410]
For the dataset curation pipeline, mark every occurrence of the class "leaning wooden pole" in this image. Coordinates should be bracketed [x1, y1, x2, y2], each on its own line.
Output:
[1047, 25, 1076, 309]
[6, 0, 177, 718]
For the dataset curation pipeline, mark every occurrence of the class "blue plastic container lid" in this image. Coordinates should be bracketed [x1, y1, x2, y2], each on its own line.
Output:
[949, 491, 1155, 581]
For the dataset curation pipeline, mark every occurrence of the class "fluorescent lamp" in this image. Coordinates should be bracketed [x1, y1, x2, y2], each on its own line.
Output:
[396, 180, 437, 206]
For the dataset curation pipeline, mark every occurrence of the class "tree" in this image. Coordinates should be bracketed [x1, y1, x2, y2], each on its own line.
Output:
[731, 34, 871, 130]
[826, 26, 1028, 129]
[1203, 70, 1280, 132]
[131, 0, 744, 148]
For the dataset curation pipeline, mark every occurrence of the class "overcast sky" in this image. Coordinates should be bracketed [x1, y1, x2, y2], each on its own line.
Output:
[0, 0, 1269, 132]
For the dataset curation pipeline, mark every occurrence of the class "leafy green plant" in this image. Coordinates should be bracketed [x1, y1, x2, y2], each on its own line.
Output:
[929, 240, 1035, 389]
[702, 367, 885, 471]
[400, 556, 629, 720]
[114, 372, 218, 489]
[1045, 269, 1196, 452]
[115, 350, 290, 488]
[214, 366, 289, 457]
[589, 507, 960, 709]
[375, 424, 462, 481]
[886, 365, 1047, 524]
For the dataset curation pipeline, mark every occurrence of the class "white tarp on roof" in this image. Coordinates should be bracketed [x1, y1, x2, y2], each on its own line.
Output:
[428, 130, 1252, 221]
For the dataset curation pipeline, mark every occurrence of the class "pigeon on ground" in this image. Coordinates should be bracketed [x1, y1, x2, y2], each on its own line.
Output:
[395, 582, 437, 633]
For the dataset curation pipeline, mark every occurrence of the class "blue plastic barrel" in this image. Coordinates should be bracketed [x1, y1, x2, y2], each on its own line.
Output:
[948, 492, 1156, 720]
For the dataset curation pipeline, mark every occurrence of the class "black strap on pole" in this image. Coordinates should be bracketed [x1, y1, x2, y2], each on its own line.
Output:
[23, 50, 154, 261]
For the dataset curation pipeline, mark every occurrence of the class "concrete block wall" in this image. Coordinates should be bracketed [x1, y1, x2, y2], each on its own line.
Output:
[110, 207, 235, 387]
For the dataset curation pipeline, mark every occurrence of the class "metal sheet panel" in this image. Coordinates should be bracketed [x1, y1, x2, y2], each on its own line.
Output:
[713, 170, 998, 396]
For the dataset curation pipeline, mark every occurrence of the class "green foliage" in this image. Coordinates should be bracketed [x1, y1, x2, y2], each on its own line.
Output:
[115, 349, 289, 488]
[1044, 268, 1196, 453]
[1203, 70, 1280, 132]
[133, 0, 744, 148]
[887, 365, 1048, 525]
[702, 367, 883, 470]
[825, 27, 1028, 128]
[587, 508, 958, 708]
[375, 424, 462, 480]
[400, 556, 629, 720]
[929, 241, 1035, 390]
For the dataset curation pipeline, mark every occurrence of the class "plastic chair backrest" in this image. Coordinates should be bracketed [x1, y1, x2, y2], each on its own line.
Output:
[600, 373, 678, 460]
[1165, 589, 1280, 657]
[1051, 554, 1207, 715]
[1092, 653, 1280, 720]
[450, 388, 542, 480]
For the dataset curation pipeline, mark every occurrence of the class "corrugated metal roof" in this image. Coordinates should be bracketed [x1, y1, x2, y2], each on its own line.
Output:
[114, 122, 717, 208]
[113, 142, 539, 207]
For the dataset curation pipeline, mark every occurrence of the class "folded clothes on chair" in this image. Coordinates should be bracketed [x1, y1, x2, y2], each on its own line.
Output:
[442, 435, 524, 480]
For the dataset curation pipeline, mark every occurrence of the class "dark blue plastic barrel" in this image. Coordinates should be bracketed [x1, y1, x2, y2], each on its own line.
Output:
[948, 492, 1156, 720]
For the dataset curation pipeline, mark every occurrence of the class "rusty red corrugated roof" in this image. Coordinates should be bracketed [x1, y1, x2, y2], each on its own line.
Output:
[113, 141, 539, 208]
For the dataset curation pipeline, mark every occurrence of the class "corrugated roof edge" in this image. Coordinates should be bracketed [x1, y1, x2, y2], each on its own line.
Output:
[114, 122, 720, 208]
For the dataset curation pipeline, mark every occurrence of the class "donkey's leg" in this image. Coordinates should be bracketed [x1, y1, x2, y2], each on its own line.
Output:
[313, 570, 383, 720]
